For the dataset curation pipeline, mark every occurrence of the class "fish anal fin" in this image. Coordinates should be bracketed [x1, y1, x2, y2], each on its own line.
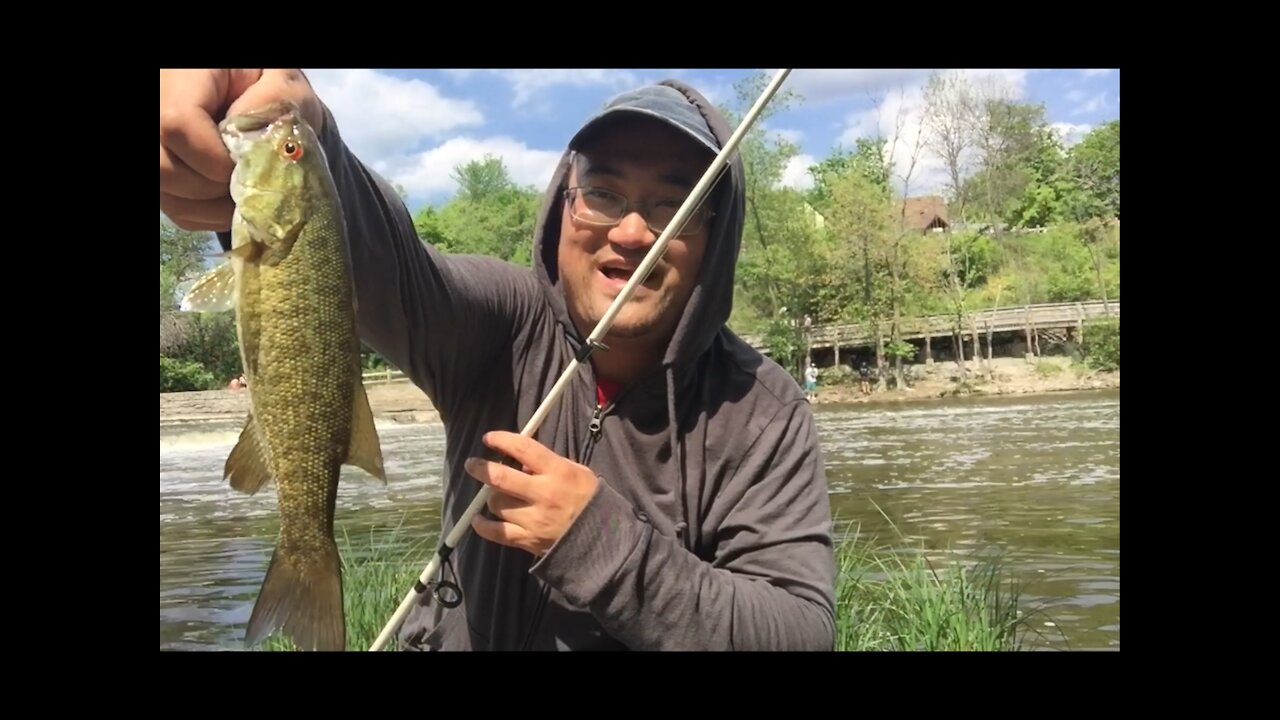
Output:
[179, 262, 236, 313]
[225, 413, 272, 495]
[345, 381, 386, 483]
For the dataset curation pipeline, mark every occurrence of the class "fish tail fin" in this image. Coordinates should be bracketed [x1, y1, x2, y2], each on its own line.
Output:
[244, 539, 345, 651]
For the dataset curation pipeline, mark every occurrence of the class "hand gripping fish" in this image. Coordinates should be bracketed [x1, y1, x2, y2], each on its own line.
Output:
[180, 99, 386, 652]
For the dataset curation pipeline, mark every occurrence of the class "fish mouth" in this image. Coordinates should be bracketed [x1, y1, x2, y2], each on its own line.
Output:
[219, 101, 299, 162]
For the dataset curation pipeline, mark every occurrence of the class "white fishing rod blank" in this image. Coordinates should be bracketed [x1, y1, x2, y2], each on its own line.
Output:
[369, 67, 793, 652]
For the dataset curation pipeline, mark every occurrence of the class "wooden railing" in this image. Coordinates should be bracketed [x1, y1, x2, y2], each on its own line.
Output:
[356, 300, 1118, 373]
[740, 300, 1118, 351]
[361, 368, 407, 385]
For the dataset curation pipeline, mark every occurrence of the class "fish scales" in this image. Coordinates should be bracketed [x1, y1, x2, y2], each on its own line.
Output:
[180, 99, 387, 652]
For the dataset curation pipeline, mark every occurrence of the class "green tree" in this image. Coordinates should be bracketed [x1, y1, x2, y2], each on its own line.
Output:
[1067, 120, 1120, 221]
[159, 219, 212, 314]
[412, 155, 541, 267]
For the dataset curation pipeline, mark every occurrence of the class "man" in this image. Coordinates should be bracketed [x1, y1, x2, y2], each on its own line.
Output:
[858, 361, 872, 395]
[159, 69, 837, 651]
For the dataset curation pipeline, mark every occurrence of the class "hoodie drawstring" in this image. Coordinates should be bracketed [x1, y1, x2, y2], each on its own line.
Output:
[667, 365, 691, 553]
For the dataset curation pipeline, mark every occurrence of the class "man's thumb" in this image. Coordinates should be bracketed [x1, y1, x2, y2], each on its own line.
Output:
[225, 69, 323, 133]
[223, 69, 265, 112]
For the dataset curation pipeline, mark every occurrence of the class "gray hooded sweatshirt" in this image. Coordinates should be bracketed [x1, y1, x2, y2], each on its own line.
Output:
[232, 78, 837, 650]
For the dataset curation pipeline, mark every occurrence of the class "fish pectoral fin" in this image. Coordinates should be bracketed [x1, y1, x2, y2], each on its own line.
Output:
[224, 241, 265, 263]
[225, 413, 273, 495]
[345, 381, 386, 483]
[179, 262, 236, 313]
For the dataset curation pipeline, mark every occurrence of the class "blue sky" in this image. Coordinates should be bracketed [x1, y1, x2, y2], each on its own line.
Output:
[300, 68, 1118, 215]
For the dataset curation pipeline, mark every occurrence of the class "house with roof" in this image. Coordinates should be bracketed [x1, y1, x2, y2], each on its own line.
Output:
[897, 195, 950, 233]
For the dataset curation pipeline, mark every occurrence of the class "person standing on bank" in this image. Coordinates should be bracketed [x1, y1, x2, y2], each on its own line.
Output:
[159, 69, 837, 651]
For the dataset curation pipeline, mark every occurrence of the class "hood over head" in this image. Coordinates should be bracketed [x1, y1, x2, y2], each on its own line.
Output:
[532, 79, 746, 380]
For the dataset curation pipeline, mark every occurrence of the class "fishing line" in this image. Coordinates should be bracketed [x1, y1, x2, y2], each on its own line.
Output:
[369, 68, 794, 652]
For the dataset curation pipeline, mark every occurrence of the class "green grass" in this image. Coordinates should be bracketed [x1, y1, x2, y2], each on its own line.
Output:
[263, 519, 435, 652]
[262, 510, 1046, 651]
[1035, 359, 1065, 377]
[833, 520, 1038, 651]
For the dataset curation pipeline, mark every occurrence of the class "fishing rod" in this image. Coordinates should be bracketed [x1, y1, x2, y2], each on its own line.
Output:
[369, 67, 794, 652]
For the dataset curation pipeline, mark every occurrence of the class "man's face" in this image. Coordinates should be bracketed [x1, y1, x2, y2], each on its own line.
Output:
[558, 117, 712, 345]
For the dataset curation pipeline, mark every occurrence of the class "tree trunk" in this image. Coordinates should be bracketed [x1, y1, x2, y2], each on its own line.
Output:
[1024, 306, 1036, 361]
[891, 245, 905, 390]
[967, 313, 990, 380]
[1092, 248, 1110, 316]
[875, 324, 886, 392]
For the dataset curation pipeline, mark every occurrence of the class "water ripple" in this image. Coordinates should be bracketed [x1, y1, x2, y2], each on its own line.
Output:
[161, 389, 1119, 651]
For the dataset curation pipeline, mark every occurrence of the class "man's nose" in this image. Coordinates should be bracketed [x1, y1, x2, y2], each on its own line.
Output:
[608, 211, 656, 249]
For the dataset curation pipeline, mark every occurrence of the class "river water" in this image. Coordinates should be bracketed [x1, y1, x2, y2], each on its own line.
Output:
[159, 388, 1119, 651]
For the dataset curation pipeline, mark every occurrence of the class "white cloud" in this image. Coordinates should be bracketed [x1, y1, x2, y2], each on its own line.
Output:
[1050, 122, 1093, 147]
[446, 68, 642, 108]
[694, 80, 734, 108]
[773, 128, 805, 145]
[299, 69, 569, 207]
[1081, 69, 1115, 77]
[784, 69, 936, 104]
[832, 69, 1030, 199]
[839, 107, 881, 142]
[391, 137, 563, 198]
[304, 69, 484, 164]
[780, 154, 817, 191]
[1072, 91, 1112, 115]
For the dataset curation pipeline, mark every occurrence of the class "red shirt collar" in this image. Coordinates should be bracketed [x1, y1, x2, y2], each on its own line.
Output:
[596, 376, 622, 406]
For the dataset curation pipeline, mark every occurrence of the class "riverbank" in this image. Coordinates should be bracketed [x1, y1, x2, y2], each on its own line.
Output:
[161, 373, 1118, 651]
[810, 356, 1118, 405]
[260, 518, 1035, 651]
[160, 381, 441, 429]
[159, 356, 1116, 428]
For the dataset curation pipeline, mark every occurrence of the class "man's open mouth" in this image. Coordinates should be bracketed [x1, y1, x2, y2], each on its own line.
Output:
[601, 267, 635, 281]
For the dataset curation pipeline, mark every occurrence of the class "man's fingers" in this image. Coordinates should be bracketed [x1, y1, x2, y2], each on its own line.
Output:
[227, 69, 324, 136]
[160, 144, 231, 201]
[159, 69, 268, 188]
[160, 192, 235, 232]
[485, 487, 532, 520]
[159, 101, 235, 186]
[465, 457, 536, 502]
[482, 432, 557, 474]
[472, 515, 528, 549]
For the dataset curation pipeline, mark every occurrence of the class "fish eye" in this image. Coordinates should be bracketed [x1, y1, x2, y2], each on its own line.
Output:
[280, 140, 304, 162]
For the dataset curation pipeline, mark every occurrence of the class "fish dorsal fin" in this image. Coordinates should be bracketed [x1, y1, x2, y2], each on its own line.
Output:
[180, 262, 237, 313]
[346, 381, 386, 483]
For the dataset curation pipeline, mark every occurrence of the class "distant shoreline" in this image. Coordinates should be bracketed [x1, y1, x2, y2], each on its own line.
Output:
[807, 355, 1118, 406]
[159, 381, 440, 430]
[161, 356, 1116, 433]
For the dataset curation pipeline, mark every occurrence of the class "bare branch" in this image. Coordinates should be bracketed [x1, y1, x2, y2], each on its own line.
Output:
[895, 88, 927, 200]
[921, 72, 977, 219]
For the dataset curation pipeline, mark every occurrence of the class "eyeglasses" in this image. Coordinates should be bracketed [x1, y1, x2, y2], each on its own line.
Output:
[563, 186, 714, 236]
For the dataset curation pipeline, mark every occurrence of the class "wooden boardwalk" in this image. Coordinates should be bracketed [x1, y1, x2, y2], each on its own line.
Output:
[739, 300, 1119, 361]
